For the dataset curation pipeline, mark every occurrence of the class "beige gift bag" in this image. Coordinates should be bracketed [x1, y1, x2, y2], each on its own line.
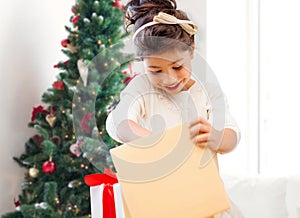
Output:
[110, 124, 230, 218]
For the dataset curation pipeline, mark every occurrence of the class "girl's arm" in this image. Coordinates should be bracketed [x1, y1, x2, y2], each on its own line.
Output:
[215, 128, 238, 154]
[116, 119, 152, 143]
[189, 117, 238, 154]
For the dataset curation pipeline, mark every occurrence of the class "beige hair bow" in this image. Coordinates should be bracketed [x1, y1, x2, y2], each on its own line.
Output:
[133, 12, 198, 40]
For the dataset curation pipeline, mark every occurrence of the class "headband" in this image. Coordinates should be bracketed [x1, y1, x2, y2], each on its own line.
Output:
[132, 12, 198, 41]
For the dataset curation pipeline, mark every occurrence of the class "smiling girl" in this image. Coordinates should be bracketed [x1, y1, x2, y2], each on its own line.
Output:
[106, 0, 243, 217]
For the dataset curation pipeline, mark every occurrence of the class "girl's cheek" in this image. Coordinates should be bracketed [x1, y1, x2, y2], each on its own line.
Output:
[148, 73, 162, 81]
[147, 74, 160, 86]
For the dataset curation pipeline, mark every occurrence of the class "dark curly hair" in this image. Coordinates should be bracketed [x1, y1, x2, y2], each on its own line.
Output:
[123, 0, 195, 57]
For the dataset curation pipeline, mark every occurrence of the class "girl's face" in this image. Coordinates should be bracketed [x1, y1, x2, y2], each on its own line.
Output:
[143, 49, 194, 94]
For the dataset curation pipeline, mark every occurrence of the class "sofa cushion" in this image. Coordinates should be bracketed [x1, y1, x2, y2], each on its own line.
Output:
[285, 175, 300, 218]
[221, 174, 288, 218]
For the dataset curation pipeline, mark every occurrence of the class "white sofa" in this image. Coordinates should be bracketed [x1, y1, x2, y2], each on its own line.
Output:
[221, 174, 300, 218]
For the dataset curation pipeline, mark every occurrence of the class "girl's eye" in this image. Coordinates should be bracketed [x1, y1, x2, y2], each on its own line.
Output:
[173, 65, 183, 70]
[150, 70, 162, 74]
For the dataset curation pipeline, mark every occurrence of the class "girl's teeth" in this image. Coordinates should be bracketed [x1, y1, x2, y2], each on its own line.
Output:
[168, 83, 177, 88]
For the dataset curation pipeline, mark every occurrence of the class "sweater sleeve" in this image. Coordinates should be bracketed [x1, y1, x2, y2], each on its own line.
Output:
[223, 96, 241, 144]
[206, 87, 241, 144]
[105, 74, 148, 143]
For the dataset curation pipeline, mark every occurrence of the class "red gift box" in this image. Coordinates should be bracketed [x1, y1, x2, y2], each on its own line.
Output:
[85, 168, 126, 218]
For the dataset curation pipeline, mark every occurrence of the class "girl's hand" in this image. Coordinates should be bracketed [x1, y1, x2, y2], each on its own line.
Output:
[189, 117, 222, 151]
[117, 119, 152, 143]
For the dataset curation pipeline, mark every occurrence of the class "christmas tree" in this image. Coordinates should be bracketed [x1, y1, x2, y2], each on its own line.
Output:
[2, 0, 133, 217]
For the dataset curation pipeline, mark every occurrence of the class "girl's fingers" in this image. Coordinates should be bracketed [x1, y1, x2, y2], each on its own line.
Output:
[189, 117, 213, 149]
[189, 116, 209, 128]
[194, 133, 209, 144]
[197, 142, 208, 148]
[189, 122, 211, 139]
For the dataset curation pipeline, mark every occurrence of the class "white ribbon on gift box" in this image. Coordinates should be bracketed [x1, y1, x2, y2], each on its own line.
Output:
[113, 183, 126, 218]
[90, 183, 126, 218]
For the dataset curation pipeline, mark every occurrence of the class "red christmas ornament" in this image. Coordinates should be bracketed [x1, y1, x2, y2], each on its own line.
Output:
[61, 39, 70, 48]
[124, 74, 138, 85]
[69, 141, 83, 157]
[53, 60, 69, 69]
[122, 64, 133, 76]
[14, 198, 21, 211]
[81, 113, 93, 133]
[72, 15, 80, 24]
[52, 81, 65, 90]
[49, 106, 56, 114]
[71, 4, 78, 14]
[31, 105, 50, 121]
[113, 0, 123, 9]
[32, 134, 44, 147]
[51, 136, 61, 146]
[42, 160, 56, 174]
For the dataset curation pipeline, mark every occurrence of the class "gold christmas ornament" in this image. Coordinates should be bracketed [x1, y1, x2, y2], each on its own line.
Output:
[29, 167, 39, 178]
[74, 206, 80, 214]
[46, 114, 57, 127]
[68, 180, 83, 188]
[67, 43, 77, 53]
[77, 59, 89, 86]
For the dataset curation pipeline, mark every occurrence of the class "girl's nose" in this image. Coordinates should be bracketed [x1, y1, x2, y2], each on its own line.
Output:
[160, 72, 177, 84]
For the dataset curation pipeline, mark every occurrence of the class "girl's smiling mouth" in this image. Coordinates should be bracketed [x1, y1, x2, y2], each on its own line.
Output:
[164, 81, 182, 91]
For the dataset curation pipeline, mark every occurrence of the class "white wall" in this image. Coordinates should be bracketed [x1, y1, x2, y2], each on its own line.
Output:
[0, 0, 73, 214]
[259, 0, 300, 175]
[206, 0, 251, 174]
[207, 0, 300, 176]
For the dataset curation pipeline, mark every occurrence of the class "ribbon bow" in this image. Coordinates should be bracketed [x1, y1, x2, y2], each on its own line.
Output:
[153, 12, 198, 36]
[84, 170, 118, 186]
[133, 12, 198, 40]
[85, 168, 119, 218]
